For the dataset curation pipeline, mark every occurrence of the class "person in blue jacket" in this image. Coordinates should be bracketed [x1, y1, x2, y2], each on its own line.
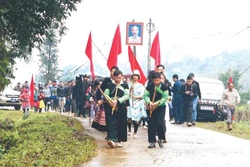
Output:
[172, 74, 183, 124]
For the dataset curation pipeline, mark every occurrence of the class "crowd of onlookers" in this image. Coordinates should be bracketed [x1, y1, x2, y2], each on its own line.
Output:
[13, 66, 201, 128]
[14, 75, 102, 117]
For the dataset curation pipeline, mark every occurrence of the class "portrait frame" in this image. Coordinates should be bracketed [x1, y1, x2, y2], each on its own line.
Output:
[126, 22, 144, 46]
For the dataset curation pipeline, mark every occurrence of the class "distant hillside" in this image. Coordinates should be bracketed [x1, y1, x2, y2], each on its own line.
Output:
[60, 49, 250, 91]
[166, 49, 250, 91]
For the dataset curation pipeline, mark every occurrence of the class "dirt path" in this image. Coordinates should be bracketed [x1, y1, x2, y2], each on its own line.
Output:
[77, 117, 250, 167]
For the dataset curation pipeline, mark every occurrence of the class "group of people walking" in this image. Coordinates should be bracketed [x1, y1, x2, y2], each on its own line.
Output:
[15, 63, 241, 148]
[90, 64, 203, 149]
[90, 65, 168, 148]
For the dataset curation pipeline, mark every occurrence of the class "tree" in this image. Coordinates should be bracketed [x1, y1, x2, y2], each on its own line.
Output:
[38, 30, 60, 83]
[239, 90, 250, 104]
[217, 69, 250, 105]
[0, 0, 81, 90]
[218, 69, 243, 91]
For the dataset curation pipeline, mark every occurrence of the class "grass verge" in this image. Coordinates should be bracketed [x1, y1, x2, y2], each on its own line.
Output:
[196, 121, 250, 140]
[0, 110, 96, 167]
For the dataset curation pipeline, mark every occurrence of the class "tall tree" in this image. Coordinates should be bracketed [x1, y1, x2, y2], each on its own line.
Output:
[218, 69, 243, 91]
[0, 0, 81, 90]
[38, 30, 60, 83]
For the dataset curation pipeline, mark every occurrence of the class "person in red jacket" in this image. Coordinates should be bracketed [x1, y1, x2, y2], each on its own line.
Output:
[20, 89, 30, 116]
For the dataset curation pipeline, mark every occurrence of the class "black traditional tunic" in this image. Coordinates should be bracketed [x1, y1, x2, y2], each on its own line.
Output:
[143, 82, 168, 143]
[104, 82, 129, 142]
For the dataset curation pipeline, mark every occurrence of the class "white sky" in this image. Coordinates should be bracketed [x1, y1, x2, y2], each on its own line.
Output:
[13, 0, 250, 84]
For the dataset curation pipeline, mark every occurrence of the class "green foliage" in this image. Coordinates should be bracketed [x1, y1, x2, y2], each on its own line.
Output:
[239, 91, 250, 105]
[37, 29, 61, 83]
[0, 37, 15, 91]
[197, 105, 250, 140]
[197, 121, 250, 140]
[217, 69, 250, 104]
[0, 111, 96, 166]
[235, 105, 250, 122]
[0, 0, 82, 90]
[218, 69, 243, 91]
[1, 0, 82, 57]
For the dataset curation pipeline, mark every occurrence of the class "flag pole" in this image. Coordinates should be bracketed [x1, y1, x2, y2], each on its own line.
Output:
[146, 18, 155, 76]
[132, 19, 137, 58]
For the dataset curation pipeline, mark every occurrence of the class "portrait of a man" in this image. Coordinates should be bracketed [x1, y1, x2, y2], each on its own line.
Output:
[126, 22, 143, 45]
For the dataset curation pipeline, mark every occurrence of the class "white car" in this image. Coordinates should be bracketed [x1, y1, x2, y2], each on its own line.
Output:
[0, 86, 22, 110]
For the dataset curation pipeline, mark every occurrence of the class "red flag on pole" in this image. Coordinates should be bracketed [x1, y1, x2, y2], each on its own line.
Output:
[150, 31, 161, 70]
[29, 74, 34, 107]
[107, 24, 122, 70]
[228, 76, 233, 83]
[128, 46, 147, 85]
[85, 32, 95, 80]
[227, 76, 233, 88]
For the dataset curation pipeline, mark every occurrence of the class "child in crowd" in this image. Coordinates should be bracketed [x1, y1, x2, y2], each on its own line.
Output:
[38, 91, 45, 113]
[20, 89, 30, 118]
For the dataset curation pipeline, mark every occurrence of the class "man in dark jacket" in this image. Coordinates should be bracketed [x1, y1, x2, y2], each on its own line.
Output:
[97, 66, 119, 133]
[172, 74, 183, 124]
[189, 73, 201, 125]
[103, 70, 129, 148]
[179, 75, 197, 127]
[57, 81, 67, 113]
[144, 72, 169, 148]
[73, 75, 90, 117]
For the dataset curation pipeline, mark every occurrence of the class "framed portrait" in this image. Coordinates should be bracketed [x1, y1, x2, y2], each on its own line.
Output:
[126, 22, 144, 46]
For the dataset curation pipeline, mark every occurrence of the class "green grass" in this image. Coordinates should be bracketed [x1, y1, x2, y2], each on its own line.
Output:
[196, 121, 250, 140]
[197, 105, 250, 140]
[0, 110, 97, 167]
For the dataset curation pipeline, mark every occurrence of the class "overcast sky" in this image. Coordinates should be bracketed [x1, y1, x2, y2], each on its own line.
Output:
[13, 0, 250, 84]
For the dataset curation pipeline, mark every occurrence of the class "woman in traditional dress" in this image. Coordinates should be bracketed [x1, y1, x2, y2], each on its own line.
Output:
[91, 80, 107, 131]
[127, 70, 146, 138]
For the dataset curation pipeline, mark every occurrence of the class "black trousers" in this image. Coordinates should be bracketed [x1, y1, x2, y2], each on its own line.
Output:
[105, 105, 127, 142]
[44, 97, 50, 111]
[183, 101, 193, 123]
[148, 106, 166, 143]
[76, 98, 85, 116]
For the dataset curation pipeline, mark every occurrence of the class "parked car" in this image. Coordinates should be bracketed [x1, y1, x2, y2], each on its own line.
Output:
[0, 86, 22, 110]
[195, 77, 227, 121]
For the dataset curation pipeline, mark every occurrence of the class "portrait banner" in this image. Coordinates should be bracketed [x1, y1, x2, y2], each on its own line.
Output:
[126, 22, 144, 46]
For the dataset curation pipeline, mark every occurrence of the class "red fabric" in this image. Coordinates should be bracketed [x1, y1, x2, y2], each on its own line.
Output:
[107, 24, 122, 70]
[29, 75, 34, 107]
[128, 46, 147, 85]
[227, 76, 233, 88]
[150, 31, 161, 70]
[20, 92, 30, 108]
[229, 76, 233, 83]
[85, 32, 95, 80]
[86, 86, 91, 94]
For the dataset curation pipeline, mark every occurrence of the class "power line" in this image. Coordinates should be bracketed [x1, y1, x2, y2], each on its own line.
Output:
[92, 41, 107, 60]
[239, 65, 250, 76]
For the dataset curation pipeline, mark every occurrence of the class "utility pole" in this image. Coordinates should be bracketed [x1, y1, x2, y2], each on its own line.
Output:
[132, 19, 137, 58]
[146, 18, 155, 76]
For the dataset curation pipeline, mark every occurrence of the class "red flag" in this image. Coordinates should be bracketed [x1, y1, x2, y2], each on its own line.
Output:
[228, 76, 233, 83]
[29, 74, 34, 107]
[107, 24, 122, 70]
[228, 76, 233, 88]
[85, 32, 95, 80]
[128, 46, 147, 85]
[150, 31, 161, 70]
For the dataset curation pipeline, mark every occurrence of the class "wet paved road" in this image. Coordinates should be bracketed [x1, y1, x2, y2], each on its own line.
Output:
[77, 117, 250, 167]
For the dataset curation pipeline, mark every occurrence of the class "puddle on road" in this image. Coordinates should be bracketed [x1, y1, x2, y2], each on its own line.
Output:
[81, 121, 128, 167]
[79, 118, 166, 167]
